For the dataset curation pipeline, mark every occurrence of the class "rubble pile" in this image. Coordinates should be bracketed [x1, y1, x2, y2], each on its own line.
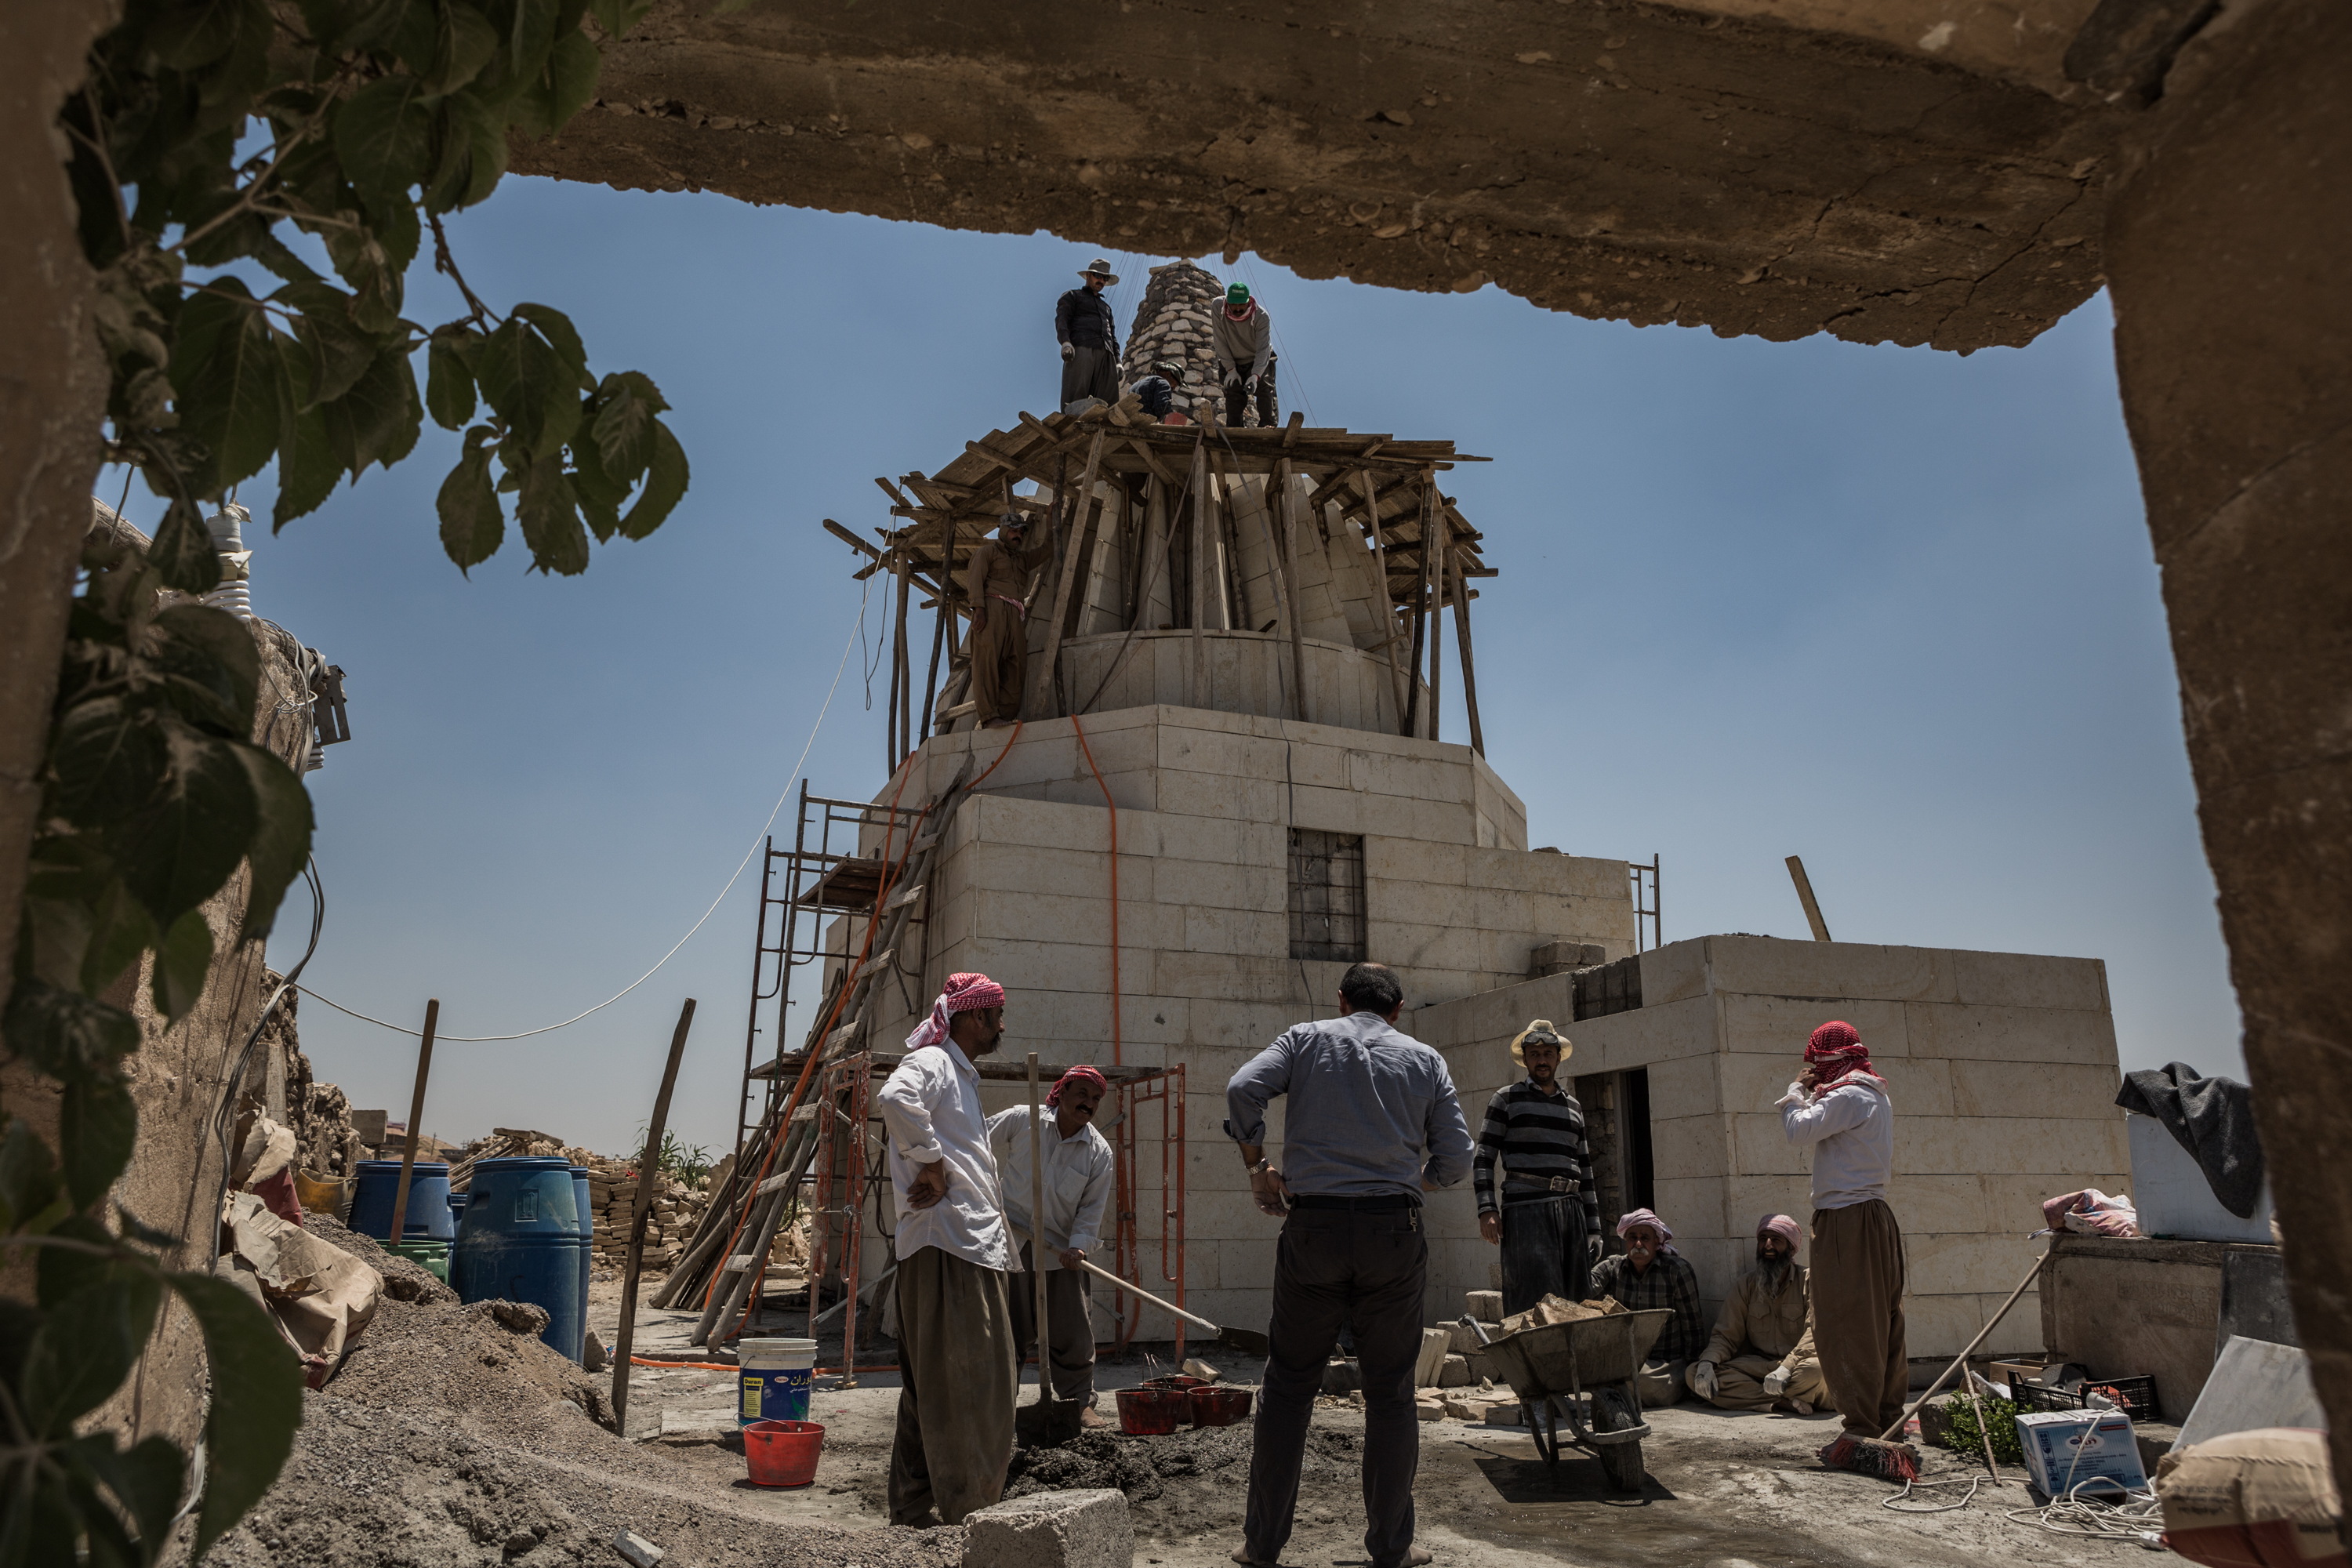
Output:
[579, 1158, 717, 1275]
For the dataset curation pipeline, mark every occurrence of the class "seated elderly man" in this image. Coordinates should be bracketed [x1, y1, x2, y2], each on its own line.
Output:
[1687, 1214, 1830, 1414]
[1586, 1208, 1708, 1407]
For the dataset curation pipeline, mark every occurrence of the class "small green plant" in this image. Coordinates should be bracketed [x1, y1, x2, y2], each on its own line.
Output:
[1939, 1390, 2024, 1466]
[633, 1127, 715, 1187]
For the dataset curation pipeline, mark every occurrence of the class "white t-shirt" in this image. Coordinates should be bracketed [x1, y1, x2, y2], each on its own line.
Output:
[1779, 1078, 1893, 1210]
[876, 1041, 1011, 1271]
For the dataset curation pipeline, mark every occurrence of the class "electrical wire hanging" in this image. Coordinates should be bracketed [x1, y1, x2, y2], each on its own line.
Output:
[296, 582, 872, 1042]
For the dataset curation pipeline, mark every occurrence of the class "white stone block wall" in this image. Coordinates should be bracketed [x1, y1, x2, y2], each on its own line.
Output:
[1414, 934, 2129, 1359]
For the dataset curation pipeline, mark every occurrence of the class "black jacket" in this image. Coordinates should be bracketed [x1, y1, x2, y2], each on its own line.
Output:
[1055, 287, 1119, 352]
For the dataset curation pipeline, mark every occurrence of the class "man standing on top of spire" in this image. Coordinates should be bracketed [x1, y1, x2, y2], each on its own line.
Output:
[1212, 281, 1277, 429]
[1056, 259, 1121, 412]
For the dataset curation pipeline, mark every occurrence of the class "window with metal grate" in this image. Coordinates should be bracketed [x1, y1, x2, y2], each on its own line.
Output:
[1287, 829, 1366, 963]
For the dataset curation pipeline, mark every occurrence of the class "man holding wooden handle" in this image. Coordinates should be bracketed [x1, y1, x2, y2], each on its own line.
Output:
[987, 1064, 1116, 1426]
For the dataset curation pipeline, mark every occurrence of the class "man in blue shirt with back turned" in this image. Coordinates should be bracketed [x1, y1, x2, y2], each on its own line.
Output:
[1225, 962, 1474, 1568]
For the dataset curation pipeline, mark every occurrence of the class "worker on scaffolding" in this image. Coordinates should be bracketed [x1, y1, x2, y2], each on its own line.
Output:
[1056, 257, 1122, 412]
[875, 971, 1020, 1526]
[1131, 358, 1194, 425]
[966, 510, 1052, 728]
[1212, 281, 1277, 429]
[986, 1063, 1116, 1427]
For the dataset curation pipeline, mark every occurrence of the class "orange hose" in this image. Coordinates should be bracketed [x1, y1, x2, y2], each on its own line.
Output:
[630, 1356, 738, 1370]
[1068, 715, 1120, 1066]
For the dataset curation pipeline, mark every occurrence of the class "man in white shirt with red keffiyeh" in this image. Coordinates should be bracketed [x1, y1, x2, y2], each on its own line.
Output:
[875, 971, 1018, 1525]
[1778, 1019, 1907, 1460]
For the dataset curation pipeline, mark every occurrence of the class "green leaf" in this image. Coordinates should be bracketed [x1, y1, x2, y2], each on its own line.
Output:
[318, 346, 419, 477]
[147, 499, 225, 595]
[60, 1079, 140, 1210]
[275, 394, 340, 527]
[588, 0, 657, 40]
[435, 438, 505, 572]
[23, 1269, 164, 1436]
[510, 303, 589, 388]
[70, 1432, 187, 1559]
[49, 695, 169, 832]
[334, 74, 438, 213]
[36, 1214, 119, 1308]
[1, 982, 141, 1087]
[169, 278, 290, 492]
[475, 313, 583, 457]
[169, 1271, 304, 1562]
[423, 89, 509, 213]
[78, 877, 159, 998]
[321, 220, 402, 336]
[276, 281, 378, 408]
[588, 369, 668, 479]
[426, 332, 478, 430]
[0, 1116, 64, 1236]
[568, 419, 625, 543]
[229, 741, 314, 943]
[147, 0, 252, 70]
[152, 603, 263, 735]
[150, 909, 215, 1021]
[429, 3, 503, 93]
[517, 27, 603, 137]
[111, 723, 260, 934]
[618, 420, 688, 540]
[516, 453, 589, 574]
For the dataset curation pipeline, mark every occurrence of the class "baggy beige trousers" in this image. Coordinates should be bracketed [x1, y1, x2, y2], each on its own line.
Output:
[1809, 1199, 1909, 1437]
[1010, 1242, 1098, 1404]
[1706, 1353, 1831, 1410]
[969, 607, 1027, 724]
[889, 1245, 1018, 1525]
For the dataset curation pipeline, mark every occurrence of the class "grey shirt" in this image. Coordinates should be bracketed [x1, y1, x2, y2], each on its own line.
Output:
[1225, 1011, 1475, 1199]
[1211, 303, 1274, 380]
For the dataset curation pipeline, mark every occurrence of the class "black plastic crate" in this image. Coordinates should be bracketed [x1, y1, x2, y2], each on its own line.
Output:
[2013, 1374, 2158, 1424]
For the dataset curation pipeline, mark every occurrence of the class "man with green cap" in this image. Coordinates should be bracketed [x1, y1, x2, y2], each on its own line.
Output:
[1472, 1020, 1602, 1315]
[1211, 281, 1278, 428]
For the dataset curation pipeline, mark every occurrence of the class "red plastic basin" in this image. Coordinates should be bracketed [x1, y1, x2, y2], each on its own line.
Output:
[1190, 1388, 1253, 1427]
[1142, 1374, 1208, 1392]
[1115, 1388, 1192, 1436]
[744, 1419, 825, 1488]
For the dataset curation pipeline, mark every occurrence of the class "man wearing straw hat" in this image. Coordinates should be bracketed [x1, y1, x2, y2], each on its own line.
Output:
[1055, 258, 1122, 411]
[1472, 1020, 1602, 1315]
[876, 971, 1019, 1525]
[986, 1063, 1116, 1428]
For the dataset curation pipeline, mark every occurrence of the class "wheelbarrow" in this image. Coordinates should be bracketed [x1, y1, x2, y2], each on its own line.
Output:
[1472, 1308, 1672, 1494]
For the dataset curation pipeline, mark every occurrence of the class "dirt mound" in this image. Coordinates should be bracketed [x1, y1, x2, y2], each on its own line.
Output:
[303, 1210, 458, 1305]
[1004, 1421, 1363, 1534]
[211, 1219, 961, 1567]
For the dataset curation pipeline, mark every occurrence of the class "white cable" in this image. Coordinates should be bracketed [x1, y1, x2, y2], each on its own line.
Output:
[297, 585, 869, 1041]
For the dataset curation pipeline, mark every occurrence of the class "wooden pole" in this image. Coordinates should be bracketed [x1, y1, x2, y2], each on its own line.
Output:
[1189, 435, 1210, 706]
[613, 998, 697, 1433]
[387, 999, 439, 1248]
[894, 551, 913, 766]
[1362, 471, 1409, 731]
[920, 512, 949, 740]
[1428, 495, 1445, 745]
[1278, 459, 1310, 722]
[1036, 430, 1107, 718]
[1450, 553, 1485, 757]
[1786, 855, 1833, 941]
[1027, 1051, 1054, 1408]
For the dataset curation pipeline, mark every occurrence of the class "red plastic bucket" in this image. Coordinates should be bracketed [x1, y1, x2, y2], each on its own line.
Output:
[744, 1419, 825, 1488]
[1115, 1388, 1192, 1436]
[1142, 1374, 1208, 1392]
[1190, 1387, 1253, 1427]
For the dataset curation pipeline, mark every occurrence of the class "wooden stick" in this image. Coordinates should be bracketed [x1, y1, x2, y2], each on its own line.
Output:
[387, 999, 439, 1247]
[1877, 1251, 2053, 1441]
[1962, 1370, 2005, 1484]
[613, 999, 697, 1432]
[1189, 434, 1209, 706]
[1450, 551, 1485, 757]
[1362, 471, 1410, 731]
[1279, 459, 1309, 722]
[894, 554, 913, 766]
[1028, 1051, 1054, 1407]
[921, 512, 949, 739]
[1787, 855, 1832, 942]
[1428, 488, 1445, 746]
[1036, 430, 1107, 717]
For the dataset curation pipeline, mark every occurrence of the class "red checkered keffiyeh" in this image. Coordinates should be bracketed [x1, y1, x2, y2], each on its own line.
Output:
[1047, 1064, 1108, 1108]
[1805, 1020, 1885, 1088]
[906, 971, 1007, 1051]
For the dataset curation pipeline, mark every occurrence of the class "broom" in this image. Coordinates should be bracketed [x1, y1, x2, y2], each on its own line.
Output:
[1817, 1250, 2053, 1483]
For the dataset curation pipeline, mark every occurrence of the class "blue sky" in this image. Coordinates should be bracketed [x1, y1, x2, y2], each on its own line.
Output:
[112, 174, 2238, 1157]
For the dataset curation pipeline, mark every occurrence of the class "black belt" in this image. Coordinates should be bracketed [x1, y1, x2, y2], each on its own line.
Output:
[1289, 1192, 1418, 1211]
[1503, 1177, 1581, 1200]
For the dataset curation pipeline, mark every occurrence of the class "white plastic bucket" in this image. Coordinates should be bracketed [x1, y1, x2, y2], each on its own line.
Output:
[739, 1338, 817, 1426]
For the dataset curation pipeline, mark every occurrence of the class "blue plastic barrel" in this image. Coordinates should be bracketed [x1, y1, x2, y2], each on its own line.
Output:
[451, 1156, 584, 1360]
[570, 1167, 593, 1360]
[350, 1161, 456, 1240]
[447, 1192, 468, 1225]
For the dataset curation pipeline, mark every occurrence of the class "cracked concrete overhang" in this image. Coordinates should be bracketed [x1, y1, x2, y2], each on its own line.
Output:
[512, 0, 2145, 351]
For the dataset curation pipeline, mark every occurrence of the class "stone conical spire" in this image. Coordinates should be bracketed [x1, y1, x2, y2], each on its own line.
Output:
[1122, 260, 1224, 423]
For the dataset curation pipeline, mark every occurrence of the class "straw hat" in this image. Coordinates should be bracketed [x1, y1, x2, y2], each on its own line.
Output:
[1510, 1019, 1570, 1065]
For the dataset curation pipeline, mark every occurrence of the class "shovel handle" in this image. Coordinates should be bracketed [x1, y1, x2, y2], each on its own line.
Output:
[1066, 1254, 1225, 1338]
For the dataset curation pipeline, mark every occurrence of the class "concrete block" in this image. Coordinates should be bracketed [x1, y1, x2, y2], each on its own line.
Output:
[1652, 1112, 1733, 1179]
[1898, 1115, 2129, 1177]
[1950, 949, 2108, 1012]
[1366, 836, 1470, 887]
[1904, 1002, 2118, 1065]
[1415, 1327, 1452, 1387]
[962, 1488, 1133, 1568]
[1437, 1353, 1472, 1388]
[1905, 1230, 2048, 1297]
[1949, 1058, 2122, 1120]
[1553, 995, 1721, 1073]
[1527, 940, 1607, 978]
[1465, 1289, 1502, 1319]
[1880, 1174, 1991, 1235]
[1651, 1175, 1730, 1240]
[1727, 1112, 1810, 1178]
[1484, 1401, 1525, 1426]
[1705, 936, 1958, 1005]
[1646, 1053, 1720, 1121]
[1415, 1393, 1446, 1421]
[1155, 857, 1284, 913]
[1718, 994, 1914, 1059]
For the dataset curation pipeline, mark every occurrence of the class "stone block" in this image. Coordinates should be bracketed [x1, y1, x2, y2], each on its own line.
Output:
[1367, 837, 1470, 888]
[1949, 1058, 2122, 1120]
[962, 1488, 1133, 1568]
[1905, 1230, 2047, 1296]
[1705, 936, 1958, 1005]
[1950, 949, 2108, 1012]
[1904, 1002, 2118, 1065]
[1718, 994, 1914, 1058]
[1879, 1174, 1991, 1235]
[1651, 1174, 1730, 1239]
[1465, 1289, 1502, 1319]
[1556, 996, 1720, 1073]
[1652, 1112, 1732, 1178]
[1728, 1112, 1810, 1178]
[1415, 1394, 1446, 1421]
[1898, 1115, 2128, 1176]
[1438, 1354, 1473, 1388]
[1527, 940, 1606, 978]
[1414, 1327, 1452, 1387]
[1444, 1319, 1487, 1356]
[1646, 1053, 1719, 1121]
[1155, 857, 1284, 913]
[1633, 938, 1710, 1008]
[1484, 1402, 1526, 1427]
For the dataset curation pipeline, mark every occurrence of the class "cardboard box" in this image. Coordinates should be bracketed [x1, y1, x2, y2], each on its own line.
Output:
[2015, 1410, 2149, 1496]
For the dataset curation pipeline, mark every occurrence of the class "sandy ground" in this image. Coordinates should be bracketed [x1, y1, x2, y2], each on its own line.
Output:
[591, 1288, 2158, 1568]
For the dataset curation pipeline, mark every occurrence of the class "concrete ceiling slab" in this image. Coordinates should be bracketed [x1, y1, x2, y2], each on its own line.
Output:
[514, 0, 2144, 350]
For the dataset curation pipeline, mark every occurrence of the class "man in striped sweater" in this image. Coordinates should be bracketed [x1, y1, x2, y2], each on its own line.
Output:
[1473, 1021, 1602, 1315]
